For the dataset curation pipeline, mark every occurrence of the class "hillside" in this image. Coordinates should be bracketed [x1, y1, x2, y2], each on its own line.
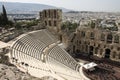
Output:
[0, 2, 70, 14]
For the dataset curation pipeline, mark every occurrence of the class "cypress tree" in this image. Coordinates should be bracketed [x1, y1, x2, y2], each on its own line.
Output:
[0, 13, 4, 26]
[0, 14, 2, 25]
[2, 5, 8, 25]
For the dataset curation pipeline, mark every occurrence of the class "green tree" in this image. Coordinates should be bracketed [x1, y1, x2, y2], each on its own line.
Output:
[0, 5, 13, 28]
[0, 14, 2, 25]
[61, 21, 78, 31]
[2, 5, 8, 25]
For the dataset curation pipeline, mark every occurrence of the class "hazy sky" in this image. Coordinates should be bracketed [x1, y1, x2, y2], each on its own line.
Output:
[0, 0, 120, 12]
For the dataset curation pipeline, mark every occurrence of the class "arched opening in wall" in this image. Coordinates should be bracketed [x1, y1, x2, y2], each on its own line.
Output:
[45, 21, 47, 26]
[48, 10, 50, 18]
[95, 47, 98, 54]
[54, 10, 57, 18]
[89, 46, 94, 55]
[114, 35, 119, 43]
[104, 49, 111, 58]
[54, 20, 57, 26]
[49, 21, 51, 26]
[119, 53, 120, 59]
[107, 34, 113, 43]
[90, 32, 94, 40]
[76, 49, 80, 53]
[100, 49, 103, 55]
[73, 45, 75, 53]
[101, 33, 105, 41]
[44, 11, 47, 18]
[79, 40, 81, 44]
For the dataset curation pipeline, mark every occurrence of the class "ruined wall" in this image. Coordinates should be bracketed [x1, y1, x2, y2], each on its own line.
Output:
[67, 22, 120, 62]
[40, 9, 62, 33]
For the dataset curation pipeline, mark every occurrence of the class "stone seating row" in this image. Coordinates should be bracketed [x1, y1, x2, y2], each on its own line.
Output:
[10, 29, 89, 80]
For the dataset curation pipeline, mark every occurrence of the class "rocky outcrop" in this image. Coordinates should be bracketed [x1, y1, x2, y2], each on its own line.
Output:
[0, 64, 56, 80]
[0, 64, 43, 80]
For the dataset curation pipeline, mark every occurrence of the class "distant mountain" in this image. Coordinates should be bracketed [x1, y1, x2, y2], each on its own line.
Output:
[0, 2, 71, 14]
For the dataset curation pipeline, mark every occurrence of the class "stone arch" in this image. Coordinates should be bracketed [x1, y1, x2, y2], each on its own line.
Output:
[79, 40, 81, 44]
[101, 33, 105, 41]
[90, 32, 94, 39]
[54, 10, 57, 18]
[49, 20, 52, 26]
[44, 10, 47, 18]
[76, 49, 80, 53]
[107, 34, 113, 43]
[95, 47, 98, 54]
[114, 35, 119, 43]
[89, 46, 94, 55]
[104, 48, 111, 58]
[119, 53, 120, 59]
[48, 10, 51, 18]
[45, 21, 47, 26]
[54, 20, 57, 26]
[73, 45, 75, 53]
[117, 47, 120, 51]
[100, 49, 103, 55]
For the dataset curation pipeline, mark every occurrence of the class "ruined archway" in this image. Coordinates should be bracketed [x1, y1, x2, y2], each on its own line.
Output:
[76, 49, 80, 53]
[104, 49, 111, 58]
[107, 34, 113, 43]
[73, 45, 75, 53]
[89, 46, 94, 55]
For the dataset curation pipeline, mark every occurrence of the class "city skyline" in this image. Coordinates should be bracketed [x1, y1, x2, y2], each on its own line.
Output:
[0, 0, 120, 12]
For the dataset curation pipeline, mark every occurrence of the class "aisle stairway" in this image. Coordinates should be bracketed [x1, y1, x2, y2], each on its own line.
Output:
[9, 29, 90, 80]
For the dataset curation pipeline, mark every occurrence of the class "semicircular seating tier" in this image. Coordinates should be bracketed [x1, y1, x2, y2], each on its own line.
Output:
[9, 29, 90, 80]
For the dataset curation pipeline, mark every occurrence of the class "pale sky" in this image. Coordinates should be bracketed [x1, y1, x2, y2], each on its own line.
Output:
[0, 0, 120, 12]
